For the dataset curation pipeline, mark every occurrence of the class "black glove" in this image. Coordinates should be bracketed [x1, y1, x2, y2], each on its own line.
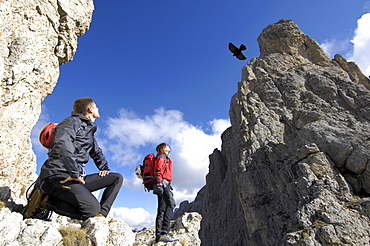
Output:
[154, 184, 164, 195]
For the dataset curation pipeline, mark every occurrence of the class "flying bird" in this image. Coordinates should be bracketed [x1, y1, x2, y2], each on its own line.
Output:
[228, 42, 247, 60]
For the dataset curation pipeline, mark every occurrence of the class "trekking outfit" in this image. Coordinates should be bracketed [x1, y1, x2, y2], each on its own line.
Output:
[153, 153, 176, 242]
[32, 112, 122, 220]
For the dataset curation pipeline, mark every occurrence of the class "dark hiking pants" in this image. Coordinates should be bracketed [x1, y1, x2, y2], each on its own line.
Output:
[155, 183, 176, 240]
[41, 172, 123, 220]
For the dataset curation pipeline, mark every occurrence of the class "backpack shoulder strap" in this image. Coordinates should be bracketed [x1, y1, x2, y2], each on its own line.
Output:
[156, 153, 167, 159]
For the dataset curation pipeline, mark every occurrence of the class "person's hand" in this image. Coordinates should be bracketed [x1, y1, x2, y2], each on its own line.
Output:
[99, 170, 110, 177]
[60, 176, 85, 185]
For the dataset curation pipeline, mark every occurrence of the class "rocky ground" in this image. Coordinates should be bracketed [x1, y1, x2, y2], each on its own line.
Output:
[0, 200, 201, 246]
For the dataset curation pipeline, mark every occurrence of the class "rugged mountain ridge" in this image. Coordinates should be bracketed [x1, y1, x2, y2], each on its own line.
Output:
[184, 19, 370, 245]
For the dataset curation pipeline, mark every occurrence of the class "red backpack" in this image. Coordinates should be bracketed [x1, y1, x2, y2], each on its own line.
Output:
[134, 153, 156, 191]
[142, 153, 156, 191]
[135, 153, 167, 192]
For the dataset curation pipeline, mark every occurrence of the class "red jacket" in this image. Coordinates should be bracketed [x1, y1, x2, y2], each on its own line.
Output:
[155, 153, 172, 185]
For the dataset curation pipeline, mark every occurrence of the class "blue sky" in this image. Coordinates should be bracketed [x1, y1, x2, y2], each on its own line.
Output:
[31, 0, 370, 229]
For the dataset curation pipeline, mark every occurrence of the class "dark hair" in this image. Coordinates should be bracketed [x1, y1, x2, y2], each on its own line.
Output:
[156, 143, 168, 157]
[73, 97, 95, 115]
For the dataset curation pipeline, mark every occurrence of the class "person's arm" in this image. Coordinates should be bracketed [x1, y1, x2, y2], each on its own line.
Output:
[90, 138, 110, 176]
[155, 156, 165, 186]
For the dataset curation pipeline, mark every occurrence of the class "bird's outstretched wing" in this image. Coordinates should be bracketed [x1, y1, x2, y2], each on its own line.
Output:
[228, 42, 239, 53]
[236, 53, 246, 60]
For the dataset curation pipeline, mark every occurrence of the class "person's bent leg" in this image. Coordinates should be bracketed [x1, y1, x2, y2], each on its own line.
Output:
[83, 172, 123, 216]
[42, 178, 100, 220]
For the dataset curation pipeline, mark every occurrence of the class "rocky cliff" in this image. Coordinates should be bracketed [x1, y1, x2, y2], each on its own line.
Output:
[185, 19, 370, 245]
[0, 0, 94, 203]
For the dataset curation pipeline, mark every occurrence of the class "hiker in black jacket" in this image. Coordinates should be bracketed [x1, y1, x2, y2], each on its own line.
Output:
[23, 97, 123, 220]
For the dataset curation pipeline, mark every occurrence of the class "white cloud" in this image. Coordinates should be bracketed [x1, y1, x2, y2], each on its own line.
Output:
[321, 12, 370, 76]
[320, 39, 352, 59]
[104, 108, 230, 204]
[123, 173, 144, 191]
[365, 2, 370, 12]
[350, 13, 370, 76]
[210, 118, 231, 135]
[112, 207, 156, 230]
[106, 108, 184, 147]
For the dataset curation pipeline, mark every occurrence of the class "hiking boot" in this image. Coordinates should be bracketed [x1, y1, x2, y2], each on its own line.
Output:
[158, 235, 179, 243]
[95, 213, 105, 218]
[34, 210, 53, 221]
[22, 188, 49, 219]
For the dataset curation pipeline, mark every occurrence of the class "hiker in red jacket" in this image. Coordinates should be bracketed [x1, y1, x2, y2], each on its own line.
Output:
[153, 143, 178, 243]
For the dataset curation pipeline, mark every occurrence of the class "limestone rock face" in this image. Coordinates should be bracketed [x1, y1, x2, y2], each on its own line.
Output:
[0, 0, 94, 203]
[195, 19, 370, 245]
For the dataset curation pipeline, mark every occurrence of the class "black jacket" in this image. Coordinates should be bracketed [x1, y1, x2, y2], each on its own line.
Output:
[40, 112, 109, 180]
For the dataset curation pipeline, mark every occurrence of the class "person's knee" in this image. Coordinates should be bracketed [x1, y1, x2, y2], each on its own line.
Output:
[78, 195, 100, 219]
[82, 202, 100, 219]
[111, 172, 124, 185]
[163, 191, 176, 209]
[156, 211, 164, 220]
